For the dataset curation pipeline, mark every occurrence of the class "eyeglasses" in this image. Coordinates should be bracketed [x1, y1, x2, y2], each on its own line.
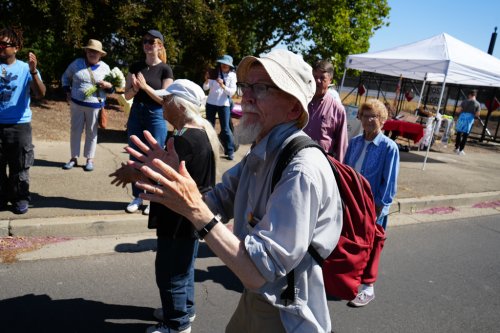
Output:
[0, 42, 15, 49]
[360, 114, 379, 121]
[236, 82, 279, 97]
[142, 38, 157, 45]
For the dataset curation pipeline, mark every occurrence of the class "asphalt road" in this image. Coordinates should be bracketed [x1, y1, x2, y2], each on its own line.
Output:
[1, 214, 499, 333]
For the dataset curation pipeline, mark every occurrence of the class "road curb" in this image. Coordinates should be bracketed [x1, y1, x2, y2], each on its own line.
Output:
[7, 214, 149, 237]
[394, 191, 500, 214]
[0, 220, 9, 237]
[3, 191, 500, 238]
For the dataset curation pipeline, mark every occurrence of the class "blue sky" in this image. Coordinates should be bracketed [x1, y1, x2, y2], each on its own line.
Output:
[369, 0, 500, 58]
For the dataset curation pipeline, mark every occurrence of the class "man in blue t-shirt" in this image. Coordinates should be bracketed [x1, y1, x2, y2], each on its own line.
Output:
[0, 27, 46, 214]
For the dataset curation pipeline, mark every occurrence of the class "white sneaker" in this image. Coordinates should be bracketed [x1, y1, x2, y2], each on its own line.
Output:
[146, 322, 191, 333]
[126, 197, 143, 213]
[153, 308, 196, 323]
[347, 290, 375, 307]
[458, 150, 466, 156]
[454, 148, 460, 154]
[143, 204, 150, 215]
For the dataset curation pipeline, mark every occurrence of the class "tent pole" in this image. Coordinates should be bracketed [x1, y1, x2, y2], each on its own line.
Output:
[339, 69, 347, 103]
[422, 75, 447, 170]
[416, 74, 427, 110]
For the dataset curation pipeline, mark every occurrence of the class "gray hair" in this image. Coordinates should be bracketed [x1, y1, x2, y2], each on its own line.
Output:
[313, 59, 334, 79]
[170, 96, 221, 164]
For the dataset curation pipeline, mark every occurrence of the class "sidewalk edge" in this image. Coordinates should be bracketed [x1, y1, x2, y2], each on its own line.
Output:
[393, 191, 500, 214]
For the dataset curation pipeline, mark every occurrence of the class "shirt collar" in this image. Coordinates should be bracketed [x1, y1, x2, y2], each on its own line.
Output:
[363, 131, 384, 146]
[249, 122, 299, 162]
[371, 131, 384, 146]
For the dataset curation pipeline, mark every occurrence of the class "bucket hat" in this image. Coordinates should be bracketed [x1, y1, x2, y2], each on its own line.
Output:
[147, 30, 164, 43]
[216, 55, 235, 68]
[82, 39, 107, 56]
[236, 49, 315, 126]
[155, 79, 206, 107]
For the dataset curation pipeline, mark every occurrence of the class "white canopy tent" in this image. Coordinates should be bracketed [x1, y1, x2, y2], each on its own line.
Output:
[340, 33, 500, 169]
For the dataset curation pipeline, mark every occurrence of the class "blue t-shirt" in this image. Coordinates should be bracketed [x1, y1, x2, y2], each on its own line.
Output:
[0, 59, 38, 124]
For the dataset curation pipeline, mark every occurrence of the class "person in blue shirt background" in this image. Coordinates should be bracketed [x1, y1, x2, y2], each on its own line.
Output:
[344, 98, 399, 307]
[0, 27, 46, 214]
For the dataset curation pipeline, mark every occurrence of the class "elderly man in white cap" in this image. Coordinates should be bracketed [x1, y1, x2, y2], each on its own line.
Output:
[130, 50, 343, 333]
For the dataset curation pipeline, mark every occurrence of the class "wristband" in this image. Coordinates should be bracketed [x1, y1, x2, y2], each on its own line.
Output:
[30, 70, 38, 75]
[194, 215, 220, 240]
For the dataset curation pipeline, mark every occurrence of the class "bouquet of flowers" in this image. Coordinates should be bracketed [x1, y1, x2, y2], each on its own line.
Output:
[84, 67, 126, 98]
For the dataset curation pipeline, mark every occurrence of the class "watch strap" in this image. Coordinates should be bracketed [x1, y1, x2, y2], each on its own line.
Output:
[194, 216, 219, 240]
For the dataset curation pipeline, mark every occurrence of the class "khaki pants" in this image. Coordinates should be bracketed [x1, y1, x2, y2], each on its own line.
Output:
[226, 289, 286, 333]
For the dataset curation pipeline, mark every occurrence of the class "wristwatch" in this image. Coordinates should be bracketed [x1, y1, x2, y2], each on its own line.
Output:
[194, 215, 220, 240]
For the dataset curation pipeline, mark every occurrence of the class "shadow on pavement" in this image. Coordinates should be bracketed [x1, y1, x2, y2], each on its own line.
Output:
[115, 238, 157, 253]
[195, 265, 244, 293]
[114, 238, 222, 256]
[399, 151, 445, 163]
[33, 159, 65, 168]
[30, 193, 126, 211]
[196, 240, 243, 292]
[0, 294, 154, 332]
[113, 241, 242, 292]
[97, 128, 128, 144]
[197, 242, 216, 259]
[468, 139, 500, 152]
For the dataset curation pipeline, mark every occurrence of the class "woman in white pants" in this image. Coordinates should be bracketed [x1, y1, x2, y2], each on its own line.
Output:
[61, 39, 113, 171]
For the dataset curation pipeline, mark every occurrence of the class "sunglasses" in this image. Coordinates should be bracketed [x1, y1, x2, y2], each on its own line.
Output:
[142, 38, 157, 45]
[0, 42, 15, 49]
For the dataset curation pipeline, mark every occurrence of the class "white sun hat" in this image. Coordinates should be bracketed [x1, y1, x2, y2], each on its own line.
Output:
[155, 79, 206, 107]
[236, 49, 315, 127]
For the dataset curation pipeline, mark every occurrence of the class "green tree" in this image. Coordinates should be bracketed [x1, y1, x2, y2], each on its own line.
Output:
[1, 0, 389, 87]
[303, 0, 390, 80]
[223, 0, 390, 80]
[1, 0, 150, 86]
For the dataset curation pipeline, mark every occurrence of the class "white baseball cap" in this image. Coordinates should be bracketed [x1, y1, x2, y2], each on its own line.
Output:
[236, 49, 315, 127]
[155, 79, 206, 106]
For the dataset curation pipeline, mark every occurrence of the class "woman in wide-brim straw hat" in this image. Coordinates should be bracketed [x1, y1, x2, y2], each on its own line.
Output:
[61, 38, 113, 172]
[83, 39, 107, 56]
[203, 54, 237, 160]
[122, 29, 174, 215]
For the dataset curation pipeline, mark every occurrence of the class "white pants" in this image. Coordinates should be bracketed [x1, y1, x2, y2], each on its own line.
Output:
[70, 102, 98, 159]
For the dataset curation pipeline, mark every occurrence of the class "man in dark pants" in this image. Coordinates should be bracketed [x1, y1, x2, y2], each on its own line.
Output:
[0, 27, 46, 214]
[455, 89, 481, 155]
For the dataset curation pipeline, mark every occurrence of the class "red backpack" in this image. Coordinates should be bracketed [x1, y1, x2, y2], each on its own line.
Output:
[272, 136, 386, 302]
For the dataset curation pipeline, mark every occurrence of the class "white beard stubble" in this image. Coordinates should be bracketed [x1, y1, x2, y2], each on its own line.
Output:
[234, 105, 263, 145]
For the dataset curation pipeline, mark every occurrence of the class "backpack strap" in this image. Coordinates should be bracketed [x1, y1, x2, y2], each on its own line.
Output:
[273, 135, 331, 305]
[272, 136, 321, 191]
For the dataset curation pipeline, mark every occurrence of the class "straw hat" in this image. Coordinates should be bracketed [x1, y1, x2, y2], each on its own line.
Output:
[82, 39, 107, 56]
